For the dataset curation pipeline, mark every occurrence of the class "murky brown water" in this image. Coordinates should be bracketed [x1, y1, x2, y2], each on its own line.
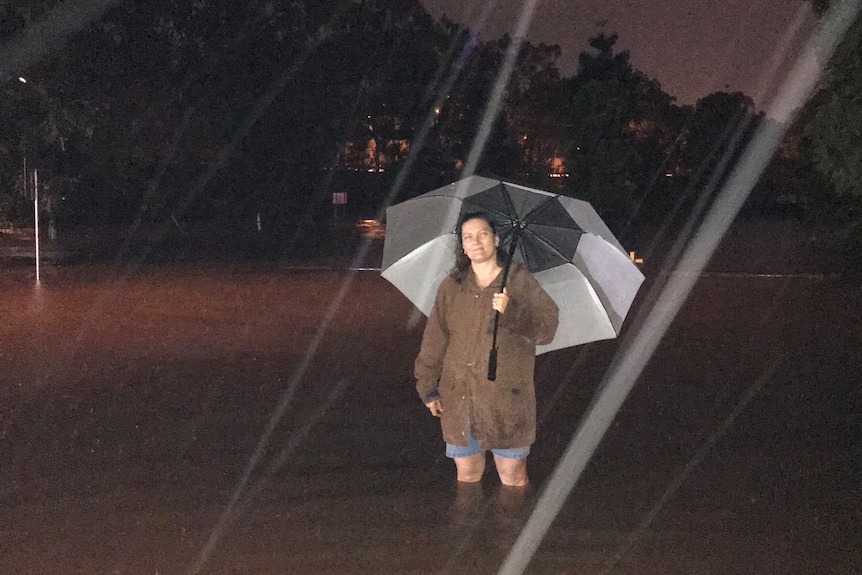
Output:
[1, 262, 859, 574]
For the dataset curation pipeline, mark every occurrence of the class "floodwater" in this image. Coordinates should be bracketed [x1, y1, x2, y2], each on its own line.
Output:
[1, 257, 860, 574]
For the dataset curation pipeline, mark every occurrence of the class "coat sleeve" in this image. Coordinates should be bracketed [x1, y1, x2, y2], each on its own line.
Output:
[499, 266, 559, 346]
[414, 284, 450, 403]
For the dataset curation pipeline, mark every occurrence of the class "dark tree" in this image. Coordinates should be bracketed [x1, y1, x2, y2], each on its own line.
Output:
[555, 34, 678, 231]
[798, 0, 862, 272]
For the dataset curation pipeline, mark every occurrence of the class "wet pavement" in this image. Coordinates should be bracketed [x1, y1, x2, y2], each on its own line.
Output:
[1, 255, 860, 574]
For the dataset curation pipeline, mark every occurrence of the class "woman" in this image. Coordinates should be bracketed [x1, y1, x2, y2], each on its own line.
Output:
[414, 212, 559, 487]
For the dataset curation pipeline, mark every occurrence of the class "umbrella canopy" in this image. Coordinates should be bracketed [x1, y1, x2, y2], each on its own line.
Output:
[381, 175, 645, 354]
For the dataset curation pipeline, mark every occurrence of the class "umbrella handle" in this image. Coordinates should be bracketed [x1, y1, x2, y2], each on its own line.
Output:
[487, 347, 498, 381]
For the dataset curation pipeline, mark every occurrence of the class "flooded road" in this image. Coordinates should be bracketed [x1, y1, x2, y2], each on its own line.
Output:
[1, 262, 859, 574]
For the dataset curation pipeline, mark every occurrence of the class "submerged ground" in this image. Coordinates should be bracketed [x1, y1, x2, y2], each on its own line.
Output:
[1, 235, 860, 574]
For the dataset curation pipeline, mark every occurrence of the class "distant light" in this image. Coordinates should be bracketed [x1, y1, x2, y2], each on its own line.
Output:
[18, 77, 27, 83]
[356, 218, 385, 239]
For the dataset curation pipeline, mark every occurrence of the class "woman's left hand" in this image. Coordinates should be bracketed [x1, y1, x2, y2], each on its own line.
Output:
[492, 288, 509, 314]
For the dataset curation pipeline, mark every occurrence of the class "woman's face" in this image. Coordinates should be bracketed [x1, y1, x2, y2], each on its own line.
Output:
[460, 217, 498, 265]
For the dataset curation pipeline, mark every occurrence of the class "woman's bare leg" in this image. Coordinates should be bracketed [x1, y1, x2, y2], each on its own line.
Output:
[454, 453, 486, 482]
[493, 455, 528, 487]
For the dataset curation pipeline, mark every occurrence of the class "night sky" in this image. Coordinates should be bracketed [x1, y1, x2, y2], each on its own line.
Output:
[420, 0, 819, 108]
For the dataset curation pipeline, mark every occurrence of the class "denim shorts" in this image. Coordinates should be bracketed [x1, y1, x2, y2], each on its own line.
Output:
[445, 420, 531, 460]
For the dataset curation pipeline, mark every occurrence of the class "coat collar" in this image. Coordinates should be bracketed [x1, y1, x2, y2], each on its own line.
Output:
[467, 261, 521, 289]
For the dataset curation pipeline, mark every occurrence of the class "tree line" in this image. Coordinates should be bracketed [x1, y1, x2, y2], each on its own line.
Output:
[0, 0, 858, 263]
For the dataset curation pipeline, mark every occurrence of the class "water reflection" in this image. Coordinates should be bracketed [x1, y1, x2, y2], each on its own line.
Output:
[356, 218, 385, 240]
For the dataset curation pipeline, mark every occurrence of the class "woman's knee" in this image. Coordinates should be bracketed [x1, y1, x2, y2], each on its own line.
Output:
[494, 456, 529, 487]
[455, 454, 486, 482]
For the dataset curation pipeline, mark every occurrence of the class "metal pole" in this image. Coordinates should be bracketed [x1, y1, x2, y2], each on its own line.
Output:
[34, 169, 40, 285]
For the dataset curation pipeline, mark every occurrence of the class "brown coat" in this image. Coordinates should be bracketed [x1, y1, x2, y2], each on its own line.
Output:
[414, 261, 559, 449]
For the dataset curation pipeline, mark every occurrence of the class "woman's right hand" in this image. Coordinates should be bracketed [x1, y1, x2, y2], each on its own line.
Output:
[425, 399, 443, 417]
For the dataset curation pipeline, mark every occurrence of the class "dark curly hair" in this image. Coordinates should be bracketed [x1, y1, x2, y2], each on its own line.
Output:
[450, 211, 507, 284]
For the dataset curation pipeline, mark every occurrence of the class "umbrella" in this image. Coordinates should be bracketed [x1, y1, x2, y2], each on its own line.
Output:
[381, 175, 645, 362]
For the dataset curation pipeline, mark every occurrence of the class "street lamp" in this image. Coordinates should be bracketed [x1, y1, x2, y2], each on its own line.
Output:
[17, 75, 41, 284]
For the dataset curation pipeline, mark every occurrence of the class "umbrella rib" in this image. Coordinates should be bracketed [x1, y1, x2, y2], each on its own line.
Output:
[500, 182, 519, 223]
[461, 191, 514, 225]
[522, 195, 558, 223]
[521, 227, 578, 263]
[520, 193, 583, 263]
[522, 194, 577, 228]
